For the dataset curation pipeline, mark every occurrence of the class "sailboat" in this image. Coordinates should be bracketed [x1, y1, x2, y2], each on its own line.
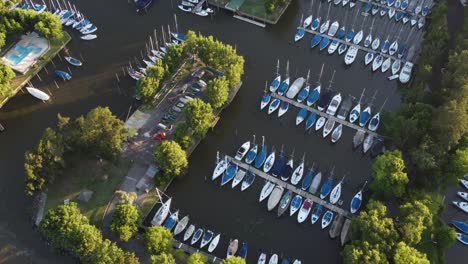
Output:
[365, 52, 374, 66]
[241, 170, 256, 191]
[304, 14, 313, 28]
[459, 192, 468, 202]
[345, 8, 360, 43]
[309, 170, 322, 194]
[151, 198, 172, 226]
[306, 64, 324, 106]
[353, 130, 366, 149]
[381, 57, 392, 73]
[235, 141, 251, 161]
[363, 134, 374, 153]
[269, 60, 281, 92]
[368, 98, 387, 132]
[280, 152, 294, 181]
[263, 150, 276, 173]
[320, 175, 334, 199]
[350, 181, 367, 213]
[245, 136, 258, 164]
[208, 234, 221, 253]
[200, 230, 214, 248]
[305, 112, 317, 130]
[277, 61, 290, 96]
[453, 201, 468, 213]
[352, 16, 367, 45]
[319, 4, 332, 34]
[349, 0, 357, 8]
[344, 45, 359, 65]
[174, 215, 189, 235]
[364, 18, 375, 48]
[290, 194, 303, 216]
[231, 169, 246, 189]
[372, 54, 383, 71]
[296, 108, 308, 126]
[329, 176, 346, 204]
[290, 154, 305, 185]
[371, 36, 381, 50]
[278, 101, 289, 117]
[380, 6, 388, 16]
[301, 166, 315, 191]
[331, 124, 343, 143]
[267, 185, 284, 211]
[183, 224, 195, 241]
[212, 155, 228, 180]
[311, 34, 322, 49]
[317, 70, 335, 111]
[326, 93, 342, 116]
[311, 204, 323, 224]
[338, 42, 348, 55]
[254, 137, 268, 168]
[220, 164, 238, 186]
[271, 146, 285, 177]
[456, 233, 468, 245]
[26, 87, 50, 101]
[260, 93, 271, 111]
[268, 99, 281, 115]
[297, 70, 311, 103]
[269, 254, 279, 264]
[392, 59, 402, 75]
[259, 181, 276, 202]
[311, 1, 322, 31]
[451, 220, 468, 234]
[321, 210, 334, 229]
[315, 116, 326, 131]
[226, 239, 239, 258]
[294, 15, 305, 42]
[342, 0, 350, 6]
[163, 211, 178, 230]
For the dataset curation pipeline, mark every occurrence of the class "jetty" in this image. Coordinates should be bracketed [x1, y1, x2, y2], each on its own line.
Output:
[270, 93, 380, 137]
[226, 155, 352, 219]
[173, 238, 222, 263]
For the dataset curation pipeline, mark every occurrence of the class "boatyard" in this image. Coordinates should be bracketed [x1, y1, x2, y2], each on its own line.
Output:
[1, 0, 466, 264]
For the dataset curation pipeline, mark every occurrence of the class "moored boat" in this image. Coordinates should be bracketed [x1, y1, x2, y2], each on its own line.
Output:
[174, 215, 189, 235]
[64, 56, 82, 66]
[344, 45, 359, 65]
[26, 87, 50, 101]
[296, 108, 308, 126]
[277, 101, 289, 117]
[200, 230, 214, 248]
[226, 239, 239, 258]
[237, 242, 248, 259]
[151, 198, 172, 226]
[80, 34, 97, 40]
[301, 167, 314, 191]
[260, 93, 271, 110]
[290, 194, 303, 216]
[183, 224, 195, 241]
[212, 158, 228, 180]
[309, 171, 322, 194]
[191, 228, 204, 245]
[331, 124, 343, 143]
[453, 201, 468, 213]
[456, 233, 468, 245]
[322, 210, 334, 229]
[263, 151, 276, 173]
[258, 253, 267, 264]
[286, 77, 306, 99]
[277, 190, 293, 217]
[208, 234, 221, 253]
[235, 141, 250, 161]
[326, 93, 342, 116]
[315, 116, 326, 131]
[297, 199, 313, 223]
[399, 61, 413, 84]
[451, 220, 468, 234]
[163, 211, 178, 231]
[280, 157, 294, 181]
[290, 158, 305, 185]
[269, 254, 279, 264]
[320, 176, 334, 199]
[460, 179, 468, 189]
[220, 164, 238, 186]
[311, 203, 323, 224]
[305, 112, 317, 130]
[329, 176, 345, 204]
[259, 181, 276, 202]
[245, 145, 258, 164]
[363, 134, 374, 153]
[255, 141, 268, 168]
[268, 99, 281, 115]
[241, 171, 256, 191]
[353, 130, 365, 149]
[55, 70, 72, 81]
[322, 119, 335, 138]
[231, 169, 246, 189]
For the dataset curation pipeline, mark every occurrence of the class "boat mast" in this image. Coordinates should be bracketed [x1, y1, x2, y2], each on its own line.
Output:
[358, 87, 366, 104]
[252, 134, 256, 145]
[351, 7, 360, 30]
[299, 14, 304, 27]
[327, 70, 336, 91]
[174, 14, 179, 34]
[168, 24, 172, 38]
[149, 36, 155, 51]
[361, 180, 368, 191]
[216, 151, 220, 164]
[161, 26, 166, 45]
[369, 89, 378, 107]
[377, 97, 388, 113]
[306, 69, 310, 85]
[369, 17, 375, 35]
[275, 59, 280, 76]
[262, 136, 265, 147]
[264, 81, 268, 93]
[285, 60, 290, 79]
[315, 1, 322, 18]
[318, 63, 325, 82]
[325, 3, 331, 21]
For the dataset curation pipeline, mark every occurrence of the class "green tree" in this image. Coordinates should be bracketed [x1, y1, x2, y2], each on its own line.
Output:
[154, 140, 188, 176]
[433, 225, 457, 250]
[370, 150, 409, 199]
[0, 64, 15, 98]
[446, 147, 468, 184]
[185, 98, 214, 138]
[34, 11, 63, 40]
[150, 253, 176, 264]
[206, 77, 229, 108]
[187, 252, 208, 264]
[393, 242, 429, 264]
[342, 240, 389, 264]
[398, 200, 433, 245]
[173, 123, 192, 150]
[221, 256, 246, 264]
[110, 203, 141, 242]
[86, 239, 139, 264]
[144, 226, 173, 254]
[136, 60, 166, 103]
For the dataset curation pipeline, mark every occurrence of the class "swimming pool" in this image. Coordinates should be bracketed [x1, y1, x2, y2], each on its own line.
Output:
[6, 45, 43, 66]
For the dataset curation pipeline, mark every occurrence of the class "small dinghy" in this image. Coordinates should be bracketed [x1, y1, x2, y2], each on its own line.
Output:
[212, 158, 228, 180]
[151, 198, 172, 226]
[163, 211, 178, 231]
[460, 179, 468, 189]
[315, 116, 326, 131]
[258, 253, 267, 264]
[268, 99, 281, 115]
[80, 34, 97, 40]
[26, 87, 50, 101]
[235, 141, 251, 161]
[364, 52, 374, 66]
[260, 93, 271, 110]
[277, 190, 293, 217]
[278, 101, 289, 117]
[231, 169, 246, 189]
[330, 176, 346, 204]
[226, 239, 239, 258]
[64, 56, 82, 66]
[191, 228, 204, 245]
[311, 204, 323, 224]
[220, 164, 238, 186]
[174, 215, 189, 236]
[290, 194, 303, 216]
[453, 201, 468, 213]
[290, 159, 305, 185]
[320, 176, 334, 199]
[297, 199, 313, 223]
[245, 145, 258, 164]
[301, 167, 314, 191]
[322, 119, 335, 138]
[259, 181, 275, 202]
[322, 210, 334, 229]
[363, 134, 374, 154]
[241, 171, 256, 191]
[269, 254, 279, 264]
[200, 230, 214, 248]
[296, 108, 308, 126]
[183, 224, 195, 241]
[381, 57, 392, 73]
[451, 220, 468, 234]
[305, 112, 317, 130]
[55, 70, 71, 81]
[263, 151, 276, 173]
[309, 171, 322, 194]
[208, 234, 221, 253]
[456, 233, 468, 245]
[267, 185, 284, 211]
[237, 242, 248, 259]
[353, 130, 366, 149]
[331, 124, 343, 143]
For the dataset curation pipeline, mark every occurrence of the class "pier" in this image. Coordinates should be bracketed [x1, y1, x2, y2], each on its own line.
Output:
[226, 155, 353, 219]
[270, 93, 380, 137]
[301, 28, 407, 63]
[172, 238, 222, 263]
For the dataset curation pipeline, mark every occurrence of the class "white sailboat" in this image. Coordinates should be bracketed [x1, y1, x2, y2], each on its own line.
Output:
[331, 124, 343, 143]
[290, 155, 305, 185]
[344, 45, 359, 65]
[372, 54, 383, 71]
[392, 59, 402, 75]
[151, 198, 172, 226]
[26, 87, 50, 101]
[315, 116, 326, 131]
[364, 52, 374, 66]
[259, 181, 275, 202]
[329, 176, 346, 204]
[326, 93, 342, 116]
[322, 119, 335, 138]
[349, 88, 365, 123]
[381, 57, 392, 73]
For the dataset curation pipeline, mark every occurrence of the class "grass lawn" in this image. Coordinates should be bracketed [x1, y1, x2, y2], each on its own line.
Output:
[44, 157, 131, 226]
[1, 32, 72, 107]
[238, 0, 287, 22]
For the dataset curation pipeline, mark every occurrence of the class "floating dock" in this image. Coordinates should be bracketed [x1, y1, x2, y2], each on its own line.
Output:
[340, 218, 352, 246]
[227, 155, 353, 219]
[173, 238, 222, 263]
[270, 93, 380, 137]
[329, 213, 345, 239]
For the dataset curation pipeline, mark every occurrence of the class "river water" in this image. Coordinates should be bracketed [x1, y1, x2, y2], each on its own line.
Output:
[0, 0, 463, 263]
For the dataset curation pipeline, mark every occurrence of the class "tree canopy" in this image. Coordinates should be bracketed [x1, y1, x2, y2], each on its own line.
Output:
[185, 98, 214, 138]
[221, 257, 247, 264]
[110, 203, 141, 242]
[393, 242, 429, 264]
[136, 60, 166, 103]
[0, 65, 15, 98]
[186, 252, 208, 264]
[144, 226, 173, 255]
[206, 77, 229, 108]
[370, 150, 409, 199]
[342, 240, 389, 264]
[398, 200, 433, 245]
[86, 239, 139, 264]
[154, 140, 188, 176]
[150, 253, 176, 264]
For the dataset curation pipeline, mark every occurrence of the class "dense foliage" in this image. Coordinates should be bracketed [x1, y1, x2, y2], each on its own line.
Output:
[184, 98, 215, 138]
[221, 257, 247, 264]
[144, 226, 173, 255]
[110, 203, 141, 242]
[0, 64, 15, 97]
[173, 123, 193, 150]
[24, 107, 126, 195]
[186, 253, 208, 264]
[370, 150, 409, 199]
[41, 203, 138, 262]
[206, 77, 229, 108]
[136, 60, 166, 103]
[150, 253, 176, 264]
[154, 140, 188, 177]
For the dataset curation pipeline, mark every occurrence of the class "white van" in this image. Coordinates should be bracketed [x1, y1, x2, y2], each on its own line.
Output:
[157, 123, 168, 130]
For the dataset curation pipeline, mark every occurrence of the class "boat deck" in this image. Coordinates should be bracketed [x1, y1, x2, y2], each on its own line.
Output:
[302, 27, 408, 63]
[172, 238, 222, 263]
[270, 93, 380, 138]
[226, 155, 353, 219]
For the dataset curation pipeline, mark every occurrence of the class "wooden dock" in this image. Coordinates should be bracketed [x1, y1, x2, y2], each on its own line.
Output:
[227, 155, 353, 219]
[270, 93, 380, 137]
[301, 27, 407, 63]
[172, 239, 222, 263]
[340, 218, 352, 246]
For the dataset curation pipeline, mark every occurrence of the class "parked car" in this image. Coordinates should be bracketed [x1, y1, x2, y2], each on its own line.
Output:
[197, 79, 207, 87]
[192, 70, 205, 78]
[172, 106, 182, 112]
[176, 102, 185, 108]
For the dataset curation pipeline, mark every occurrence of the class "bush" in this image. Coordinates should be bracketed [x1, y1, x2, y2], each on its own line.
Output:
[110, 203, 141, 242]
[144, 226, 173, 254]
[154, 140, 188, 177]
